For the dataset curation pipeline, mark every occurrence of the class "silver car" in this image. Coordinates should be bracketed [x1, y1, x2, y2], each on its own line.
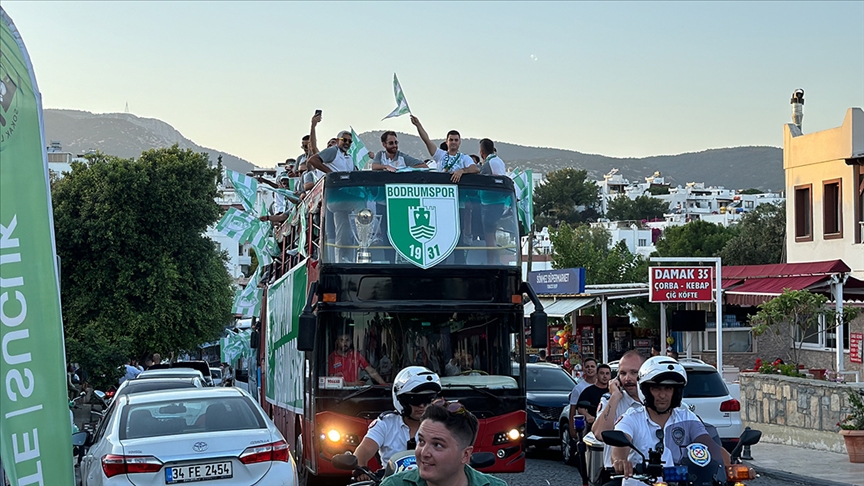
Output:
[78, 387, 297, 485]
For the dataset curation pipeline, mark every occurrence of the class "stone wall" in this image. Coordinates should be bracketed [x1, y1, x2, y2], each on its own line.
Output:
[739, 372, 864, 453]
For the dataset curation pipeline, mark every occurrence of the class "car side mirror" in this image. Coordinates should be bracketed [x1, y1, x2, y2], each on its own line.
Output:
[72, 431, 90, 447]
[530, 311, 547, 349]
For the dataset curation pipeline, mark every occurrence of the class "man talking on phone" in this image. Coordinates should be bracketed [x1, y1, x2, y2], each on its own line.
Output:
[592, 350, 644, 485]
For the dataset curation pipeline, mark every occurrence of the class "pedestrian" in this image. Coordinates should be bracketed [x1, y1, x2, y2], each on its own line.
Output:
[577, 363, 612, 426]
[410, 115, 478, 183]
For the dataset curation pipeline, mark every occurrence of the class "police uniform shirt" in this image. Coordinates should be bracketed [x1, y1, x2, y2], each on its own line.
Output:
[597, 391, 640, 468]
[432, 148, 474, 174]
[364, 412, 414, 466]
[614, 405, 708, 470]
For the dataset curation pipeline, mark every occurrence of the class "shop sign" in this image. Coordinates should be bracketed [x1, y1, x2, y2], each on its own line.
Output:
[851, 333, 863, 364]
[528, 268, 586, 295]
[649, 266, 714, 302]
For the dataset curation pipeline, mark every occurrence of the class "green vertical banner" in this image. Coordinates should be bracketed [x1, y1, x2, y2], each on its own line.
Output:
[0, 8, 75, 486]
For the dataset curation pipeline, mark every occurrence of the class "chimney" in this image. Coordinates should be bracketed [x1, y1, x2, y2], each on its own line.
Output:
[790, 89, 804, 130]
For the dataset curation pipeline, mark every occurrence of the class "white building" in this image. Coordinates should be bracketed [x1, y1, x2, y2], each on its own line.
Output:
[46, 141, 88, 178]
[590, 220, 656, 258]
[785, 107, 864, 279]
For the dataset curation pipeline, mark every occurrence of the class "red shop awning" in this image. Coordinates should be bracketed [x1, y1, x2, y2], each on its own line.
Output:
[724, 275, 829, 307]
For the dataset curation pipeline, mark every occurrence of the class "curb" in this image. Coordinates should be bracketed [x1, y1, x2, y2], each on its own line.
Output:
[747, 463, 856, 486]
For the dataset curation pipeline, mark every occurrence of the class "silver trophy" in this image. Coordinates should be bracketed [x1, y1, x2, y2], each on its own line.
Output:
[352, 208, 381, 263]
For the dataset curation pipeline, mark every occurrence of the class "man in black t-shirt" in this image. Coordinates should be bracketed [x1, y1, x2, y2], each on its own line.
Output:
[577, 363, 612, 425]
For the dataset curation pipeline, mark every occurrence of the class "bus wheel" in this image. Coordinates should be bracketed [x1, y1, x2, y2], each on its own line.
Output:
[295, 434, 312, 486]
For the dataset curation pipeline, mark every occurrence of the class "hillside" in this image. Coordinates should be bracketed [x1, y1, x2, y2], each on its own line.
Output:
[356, 131, 784, 191]
[44, 109, 255, 173]
[42, 110, 784, 191]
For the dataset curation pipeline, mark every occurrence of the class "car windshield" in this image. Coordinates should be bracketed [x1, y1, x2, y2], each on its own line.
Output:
[119, 396, 265, 440]
[521, 366, 576, 392]
[116, 381, 198, 398]
[139, 371, 200, 379]
[321, 182, 519, 266]
[683, 370, 729, 398]
[211, 369, 222, 379]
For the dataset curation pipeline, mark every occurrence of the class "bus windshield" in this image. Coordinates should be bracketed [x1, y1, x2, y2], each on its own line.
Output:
[318, 311, 519, 391]
[321, 180, 519, 266]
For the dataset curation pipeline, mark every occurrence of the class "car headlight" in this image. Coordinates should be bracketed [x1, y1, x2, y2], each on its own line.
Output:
[527, 404, 541, 414]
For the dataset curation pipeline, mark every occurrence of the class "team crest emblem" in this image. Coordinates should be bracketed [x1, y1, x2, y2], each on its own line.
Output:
[386, 184, 460, 269]
[686, 443, 711, 467]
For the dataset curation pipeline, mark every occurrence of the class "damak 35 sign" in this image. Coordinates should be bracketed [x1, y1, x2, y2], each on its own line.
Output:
[650, 266, 714, 302]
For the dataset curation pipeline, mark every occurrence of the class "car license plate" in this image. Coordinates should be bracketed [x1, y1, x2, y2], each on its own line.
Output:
[553, 421, 560, 430]
[165, 462, 232, 484]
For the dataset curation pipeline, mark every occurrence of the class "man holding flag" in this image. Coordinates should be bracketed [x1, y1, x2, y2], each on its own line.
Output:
[411, 115, 478, 183]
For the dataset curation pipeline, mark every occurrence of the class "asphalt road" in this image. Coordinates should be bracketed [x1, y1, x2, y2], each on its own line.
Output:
[494, 447, 808, 486]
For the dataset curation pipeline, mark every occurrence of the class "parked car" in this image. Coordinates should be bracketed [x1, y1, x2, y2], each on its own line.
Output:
[76, 387, 297, 485]
[114, 377, 204, 401]
[148, 361, 214, 386]
[136, 368, 208, 384]
[557, 357, 742, 460]
[514, 362, 576, 448]
[210, 367, 223, 387]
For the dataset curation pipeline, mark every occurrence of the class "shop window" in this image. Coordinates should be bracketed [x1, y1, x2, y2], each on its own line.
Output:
[794, 184, 812, 241]
[703, 329, 753, 353]
[823, 179, 842, 238]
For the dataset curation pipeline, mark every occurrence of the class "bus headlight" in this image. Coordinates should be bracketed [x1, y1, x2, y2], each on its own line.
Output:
[507, 429, 521, 441]
[326, 429, 341, 443]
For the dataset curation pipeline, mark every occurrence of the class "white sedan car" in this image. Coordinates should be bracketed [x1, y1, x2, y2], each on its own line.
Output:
[78, 387, 297, 485]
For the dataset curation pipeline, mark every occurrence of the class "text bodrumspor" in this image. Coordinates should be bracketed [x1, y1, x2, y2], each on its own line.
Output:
[386, 186, 456, 198]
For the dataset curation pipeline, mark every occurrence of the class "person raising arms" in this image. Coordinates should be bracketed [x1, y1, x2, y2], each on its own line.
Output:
[410, 115, 478, 183]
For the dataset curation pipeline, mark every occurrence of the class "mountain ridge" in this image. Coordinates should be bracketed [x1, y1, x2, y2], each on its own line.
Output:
[43, 109, 784, 191]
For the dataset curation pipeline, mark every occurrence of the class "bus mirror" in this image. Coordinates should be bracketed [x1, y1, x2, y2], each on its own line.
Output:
[297, 311, 316, 351]
[531, 311, 547, 348]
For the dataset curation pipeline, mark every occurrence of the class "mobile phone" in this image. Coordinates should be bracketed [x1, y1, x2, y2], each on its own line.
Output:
[315, 109, 322, 116]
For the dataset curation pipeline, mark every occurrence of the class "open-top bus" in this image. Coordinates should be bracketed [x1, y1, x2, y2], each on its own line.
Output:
[256, 170, 546, 484]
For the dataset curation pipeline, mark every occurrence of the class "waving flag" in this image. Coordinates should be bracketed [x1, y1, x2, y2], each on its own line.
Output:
[226, 169, 258, 212]
[383, 73, 411, 120]
[510, 169, 534, 234]
[232, 267, 263, 317]
[0, 8, 76, 485]
[215, 207, 257, 242]
[347, 127, 371, 170]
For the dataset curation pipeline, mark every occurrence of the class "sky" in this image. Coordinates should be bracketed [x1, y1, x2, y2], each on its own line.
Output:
[3, 1, 863, 168]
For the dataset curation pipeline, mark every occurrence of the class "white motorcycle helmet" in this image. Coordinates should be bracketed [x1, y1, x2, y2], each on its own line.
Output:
[637, 356, 688, 414]
[392, 366, 441, 417]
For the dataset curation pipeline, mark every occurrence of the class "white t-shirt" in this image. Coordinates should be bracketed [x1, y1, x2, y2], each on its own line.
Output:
[317, 146, 355, 173]
[569, 379, 594, 405]
[363, 412, 414, 466]
[374, 150, 424, 170]
[597, 391, 641, 467]
[480, 155, 506, 176]
[615, 405, 709, 472]
[432, 148, 474, 174]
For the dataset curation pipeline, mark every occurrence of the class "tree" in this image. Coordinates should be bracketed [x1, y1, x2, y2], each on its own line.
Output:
[719, 202, 785, 265]
[53, 146, 234, 382]
[534, 168, 600, 228]
[739, 188, 763, 195]
[550, 224, 646, 285]
[750, 289, 860, 367]
[606, 195, 669, 221]
[654, 220, 737, 258]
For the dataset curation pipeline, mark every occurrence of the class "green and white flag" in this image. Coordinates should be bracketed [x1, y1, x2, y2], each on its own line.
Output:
[265, 260, 308, 413]
[347, 127, 371, 170]
[247, 219, 279, 266]
[232, 267, 263, 317]
[220, 329, 253, 364]
[0, 8, 76, 485]
[215, 207, 257, 242]
[510, 169, 534, 234]
[297, 202, 308, 258]
[383, 73, 411, 120]
[226, 169, 258, 212]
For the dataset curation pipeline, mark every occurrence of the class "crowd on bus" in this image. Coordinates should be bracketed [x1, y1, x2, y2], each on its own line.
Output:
[255, 111, 508, 228]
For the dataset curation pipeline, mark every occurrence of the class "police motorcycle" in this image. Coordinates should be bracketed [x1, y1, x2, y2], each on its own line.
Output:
[332, 449, 497, 486]
[601, 428, 761, 486]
